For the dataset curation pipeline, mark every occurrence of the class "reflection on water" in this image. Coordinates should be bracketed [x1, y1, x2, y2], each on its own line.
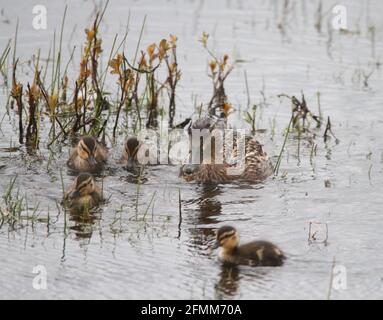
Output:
[215, 266, 241, 298]
[185, 184, 222, 251]
[215, 265, 273, 299]
[69, 208, 101, 241]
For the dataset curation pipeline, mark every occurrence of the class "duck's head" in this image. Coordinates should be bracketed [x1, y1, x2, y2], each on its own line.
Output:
[123, 136, 140, 168]
[68, 173, 97, 200]
[187, 116, 226, 136]
[214, 226, 240, 251]
[77, 136, 98, 165]
[180, 163, 200, 178]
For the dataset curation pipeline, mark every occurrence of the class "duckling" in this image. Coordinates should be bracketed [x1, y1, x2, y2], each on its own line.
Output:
[121, 136, 141, 169]
[180, 116, 273, 183]
[214, 226, 285, 267]
[121, 136, 158, 168]
[64, 173, 103, 210]
[67, 136, 108, 172]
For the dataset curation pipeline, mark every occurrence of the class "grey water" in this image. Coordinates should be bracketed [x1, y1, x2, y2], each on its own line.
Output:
[0, 0, 383, 299]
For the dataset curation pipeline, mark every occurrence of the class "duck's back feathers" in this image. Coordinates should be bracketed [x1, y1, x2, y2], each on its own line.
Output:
[236, 241, 285, 266]
[220, 241, 285, 267]
[67, 137, 108, 172]
[241, 136, 274, 181]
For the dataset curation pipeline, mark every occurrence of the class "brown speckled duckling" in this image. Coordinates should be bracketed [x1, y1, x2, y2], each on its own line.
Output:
[180, 117, 273, 183]
[64, 173, 103, 210]
[121, 136, 158, 168]
[214, 226, 285, 267]
[120, 136, 141, 168]
[67, 136, 108, 172]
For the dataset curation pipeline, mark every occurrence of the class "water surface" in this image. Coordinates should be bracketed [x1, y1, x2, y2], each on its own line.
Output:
[0, 0, 383, 299]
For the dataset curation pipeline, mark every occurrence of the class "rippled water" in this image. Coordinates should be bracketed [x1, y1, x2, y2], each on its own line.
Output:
[1, 0, 383, 299]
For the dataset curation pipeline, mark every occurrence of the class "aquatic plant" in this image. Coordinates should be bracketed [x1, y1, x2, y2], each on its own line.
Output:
[200, 32, 233, 119]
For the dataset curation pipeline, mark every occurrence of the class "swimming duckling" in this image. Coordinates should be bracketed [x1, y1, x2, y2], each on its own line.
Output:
[121, 136, 141, 169]
[67, 136, 108, 172]
[121, 136, 158, 169]
[180, 117, 273, 183]
[64, 173, 103, 210]
[214, 226, 285, 267]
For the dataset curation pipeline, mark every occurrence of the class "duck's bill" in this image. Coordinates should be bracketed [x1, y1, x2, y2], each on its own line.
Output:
[125, 157, 135, 169]
[87, 156, 97, 166]
[212, 241, 220, 249]
[69, 190, 81, 200]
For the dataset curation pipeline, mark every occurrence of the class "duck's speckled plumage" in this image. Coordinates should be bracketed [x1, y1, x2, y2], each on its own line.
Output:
[181, 117, 273, 183]
[67, 136, 108, 172]
[120, 136, 141, 168]
[216, 226, 285, 267]
[120, 136, 158, 168]
[64, 173, 103, 210]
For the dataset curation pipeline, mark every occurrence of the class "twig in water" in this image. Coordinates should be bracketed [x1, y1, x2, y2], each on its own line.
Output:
[327, 257, 336, 300]
[323, 116, 339, 143]
[274, 115, 293, 176]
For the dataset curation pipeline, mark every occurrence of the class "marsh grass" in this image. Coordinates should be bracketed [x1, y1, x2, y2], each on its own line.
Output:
[5, 6, 183, 150]
[274, 115, 293, 175]
[0, 175, 43, 229]
[274, 91, 334, 175]
[0, 40, 11, 86]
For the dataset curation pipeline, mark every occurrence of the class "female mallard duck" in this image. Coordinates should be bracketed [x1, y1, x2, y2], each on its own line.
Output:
[180, 117, 273, 183]
[214, 226, 285, 267]
[67, 136, 108, 172]
[64, 173, 103, 210]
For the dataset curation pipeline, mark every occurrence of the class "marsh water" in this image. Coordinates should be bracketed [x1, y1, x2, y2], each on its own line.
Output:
[1, 0, 383, 299]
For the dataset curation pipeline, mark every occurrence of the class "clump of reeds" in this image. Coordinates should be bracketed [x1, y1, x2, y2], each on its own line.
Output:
[0, 175, 25, 229]
[200, 32, 233, 119]
[109, 53, 135, 138]
[278, 92, 321, 131]
[274, 92, 337, 175]
[5, 3, 184, 152]
[109, 33, 181, 134]
[10, 59, 24, 144]
[25, 54, 42, 149]
[70, 13, 106, 136]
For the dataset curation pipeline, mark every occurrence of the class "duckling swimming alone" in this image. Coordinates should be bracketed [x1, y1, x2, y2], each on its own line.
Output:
[67, 136, 108, 172]
[180, 117, 273, 183]
[214, 226, 285, 267]
[64, 173, 103, 210]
